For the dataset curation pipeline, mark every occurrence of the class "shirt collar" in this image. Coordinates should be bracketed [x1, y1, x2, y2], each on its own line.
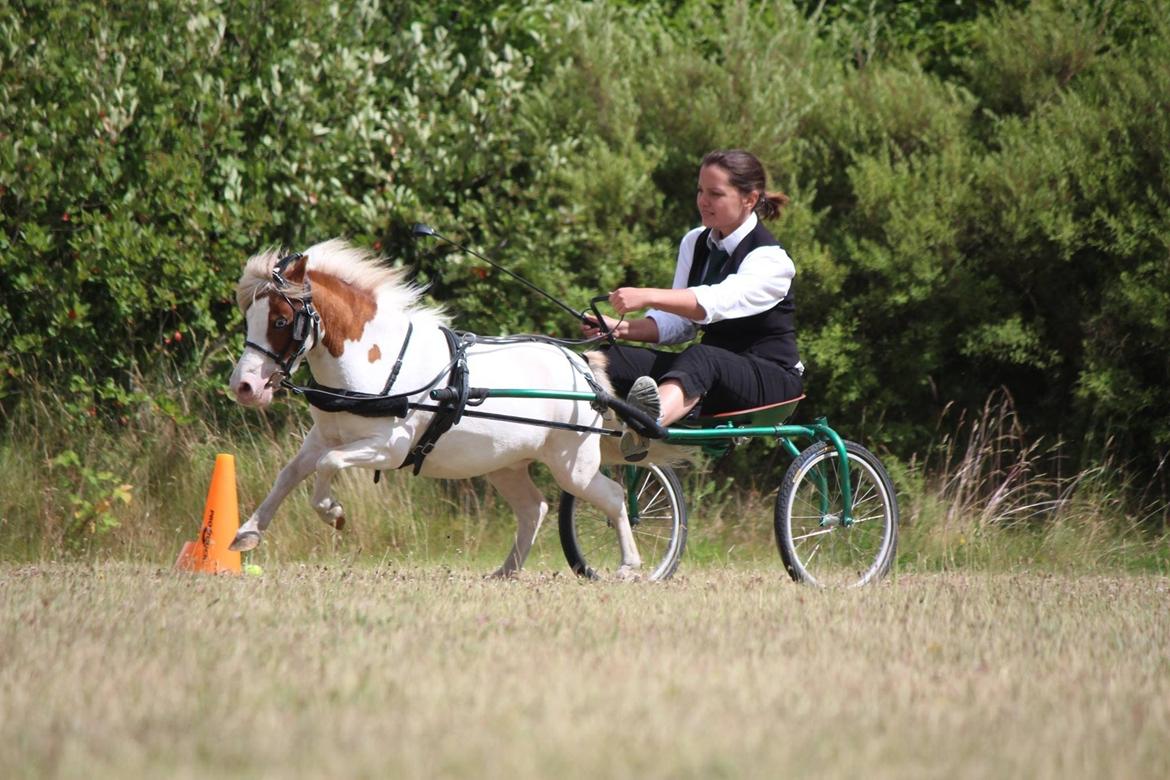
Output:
[707, 212, 758, 255]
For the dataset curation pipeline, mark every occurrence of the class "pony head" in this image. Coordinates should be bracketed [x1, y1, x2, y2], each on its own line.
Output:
[229, 239, 436, 407]
[230, 249, 314, 407]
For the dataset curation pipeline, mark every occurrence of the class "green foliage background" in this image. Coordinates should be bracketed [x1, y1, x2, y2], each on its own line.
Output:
[2, 0, 1168, 495]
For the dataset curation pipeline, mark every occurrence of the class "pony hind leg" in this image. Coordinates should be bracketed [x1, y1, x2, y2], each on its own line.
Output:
[484, 464, 548, 578]
[547, 459, 643, 578]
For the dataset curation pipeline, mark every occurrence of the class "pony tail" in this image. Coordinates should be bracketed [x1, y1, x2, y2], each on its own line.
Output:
[755, 190, 790, 221]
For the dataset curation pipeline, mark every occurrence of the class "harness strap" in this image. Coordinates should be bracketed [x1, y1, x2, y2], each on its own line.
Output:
[299, 386, 410, 417]
[371, 320, 414, 484]
[399, 326, 472, 476]
[381, 321, 413, 396]
[299, 320, 415, 420]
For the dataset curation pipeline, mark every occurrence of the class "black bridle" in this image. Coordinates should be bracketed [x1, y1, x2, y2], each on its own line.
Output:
[242, 252, 322, 379]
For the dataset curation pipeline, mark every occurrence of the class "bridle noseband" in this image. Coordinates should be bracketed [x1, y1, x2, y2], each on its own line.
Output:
[242, 252, 321, 379]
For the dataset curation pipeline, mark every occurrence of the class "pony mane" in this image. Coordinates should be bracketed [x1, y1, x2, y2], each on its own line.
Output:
[236, 239, 447, 324]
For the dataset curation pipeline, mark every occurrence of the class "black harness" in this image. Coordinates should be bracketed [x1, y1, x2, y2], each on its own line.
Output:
[297, 321, 415, 419]
[290, 323, 470, 478]
[243, 254, 665, 479]
[397, 327, 471, 475]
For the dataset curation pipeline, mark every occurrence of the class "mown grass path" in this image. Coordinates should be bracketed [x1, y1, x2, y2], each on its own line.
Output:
[2, 563, 1168, 778]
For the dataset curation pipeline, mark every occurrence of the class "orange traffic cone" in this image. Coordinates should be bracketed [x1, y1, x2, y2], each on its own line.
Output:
[175, 453, 242, 575]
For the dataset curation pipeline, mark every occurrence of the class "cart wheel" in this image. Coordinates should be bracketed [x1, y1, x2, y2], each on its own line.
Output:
[559, 463, 687, 581]
[775, 440, 898, 587]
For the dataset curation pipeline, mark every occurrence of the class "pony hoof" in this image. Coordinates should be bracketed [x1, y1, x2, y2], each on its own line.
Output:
[229, 531, 261, 552]
[315, 499, 346, 529]
[614, 565, 644, 582]
[323, 508, 345, 529]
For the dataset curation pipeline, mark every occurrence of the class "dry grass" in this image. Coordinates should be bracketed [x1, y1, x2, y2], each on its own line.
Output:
[2, 563, 1168, 779]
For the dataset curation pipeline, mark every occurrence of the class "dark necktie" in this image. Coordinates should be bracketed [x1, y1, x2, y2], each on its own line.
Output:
[701, 247, 730, 285]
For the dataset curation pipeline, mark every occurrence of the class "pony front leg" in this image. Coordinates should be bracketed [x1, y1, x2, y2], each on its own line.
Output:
[309, 434, 411, 530]
[230, 427, 329, 552]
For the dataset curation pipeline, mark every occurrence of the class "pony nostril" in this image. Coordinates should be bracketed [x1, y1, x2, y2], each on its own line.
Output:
[237, 381, 253, 398]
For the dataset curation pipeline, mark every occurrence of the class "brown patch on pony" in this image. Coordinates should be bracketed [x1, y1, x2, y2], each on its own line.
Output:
[368, 345, 382, 363]
[305, 269, 377, 357]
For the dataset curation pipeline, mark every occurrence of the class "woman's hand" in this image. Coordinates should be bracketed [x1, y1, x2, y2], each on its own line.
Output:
[608, 287, 656, 315]
[582, 314, 626, 339]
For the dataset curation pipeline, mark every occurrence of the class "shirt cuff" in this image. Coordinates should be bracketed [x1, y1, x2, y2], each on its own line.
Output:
[647, 310, 695, 345]
[690, 285, 719, 325]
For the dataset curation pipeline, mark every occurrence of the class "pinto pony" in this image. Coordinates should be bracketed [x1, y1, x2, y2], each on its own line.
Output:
[228, 239, 644, 577]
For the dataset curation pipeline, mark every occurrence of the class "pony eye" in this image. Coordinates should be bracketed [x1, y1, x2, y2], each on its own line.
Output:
[274, 316, 289, 329]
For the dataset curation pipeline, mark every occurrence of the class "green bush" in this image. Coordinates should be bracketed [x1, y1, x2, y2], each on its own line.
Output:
[0, 0, 571, 416]
[2, 0, 1168, 512]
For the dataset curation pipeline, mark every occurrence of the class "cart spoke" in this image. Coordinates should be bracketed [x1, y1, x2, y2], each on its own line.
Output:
[791, 527, 835, 542]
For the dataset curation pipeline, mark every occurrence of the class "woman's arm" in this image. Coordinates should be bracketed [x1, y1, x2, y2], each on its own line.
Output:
[582, 287, 701, 344]
[580, 227, 705, 344]
[608, 287, 705, 321]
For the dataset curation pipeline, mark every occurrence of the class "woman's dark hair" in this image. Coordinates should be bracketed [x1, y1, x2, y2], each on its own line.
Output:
[701, 149, 790, 220]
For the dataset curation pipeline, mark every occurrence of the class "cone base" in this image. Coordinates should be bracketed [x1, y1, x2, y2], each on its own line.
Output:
[175, 539, 242, 574]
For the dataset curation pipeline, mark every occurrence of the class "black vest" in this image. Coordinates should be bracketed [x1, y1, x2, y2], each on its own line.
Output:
[687, 224, 800, 369]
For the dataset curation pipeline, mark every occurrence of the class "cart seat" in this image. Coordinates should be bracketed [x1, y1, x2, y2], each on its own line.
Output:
[687, 395, 805, 428]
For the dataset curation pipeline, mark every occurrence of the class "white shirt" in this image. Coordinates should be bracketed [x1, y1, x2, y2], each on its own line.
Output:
[646, 212, 797, 346]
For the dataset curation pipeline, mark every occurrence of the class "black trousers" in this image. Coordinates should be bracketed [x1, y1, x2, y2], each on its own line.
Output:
[596, 342, 803, 416]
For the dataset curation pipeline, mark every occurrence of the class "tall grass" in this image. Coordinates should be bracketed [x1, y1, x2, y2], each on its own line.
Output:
[1, 380, 1166, 573]
[0, 374, 596, 570]
[895, 389, 1169, 573]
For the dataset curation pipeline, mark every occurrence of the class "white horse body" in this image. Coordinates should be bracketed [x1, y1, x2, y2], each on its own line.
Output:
[228, 239, 641, 576]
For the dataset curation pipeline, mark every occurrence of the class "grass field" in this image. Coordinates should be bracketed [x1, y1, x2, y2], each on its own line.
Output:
[2, 562, 1167, 779]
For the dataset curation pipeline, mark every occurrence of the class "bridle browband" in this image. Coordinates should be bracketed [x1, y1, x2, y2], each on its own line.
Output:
[242, 252, 322, 379]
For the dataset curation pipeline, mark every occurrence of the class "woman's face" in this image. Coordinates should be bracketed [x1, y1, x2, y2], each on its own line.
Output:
[696, 164, 757, 237]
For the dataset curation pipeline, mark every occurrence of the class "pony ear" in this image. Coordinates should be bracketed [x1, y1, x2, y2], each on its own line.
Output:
[284, 253, 310, 283]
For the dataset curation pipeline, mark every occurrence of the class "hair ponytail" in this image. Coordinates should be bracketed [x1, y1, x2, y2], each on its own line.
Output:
[755, 190, 790, 221]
